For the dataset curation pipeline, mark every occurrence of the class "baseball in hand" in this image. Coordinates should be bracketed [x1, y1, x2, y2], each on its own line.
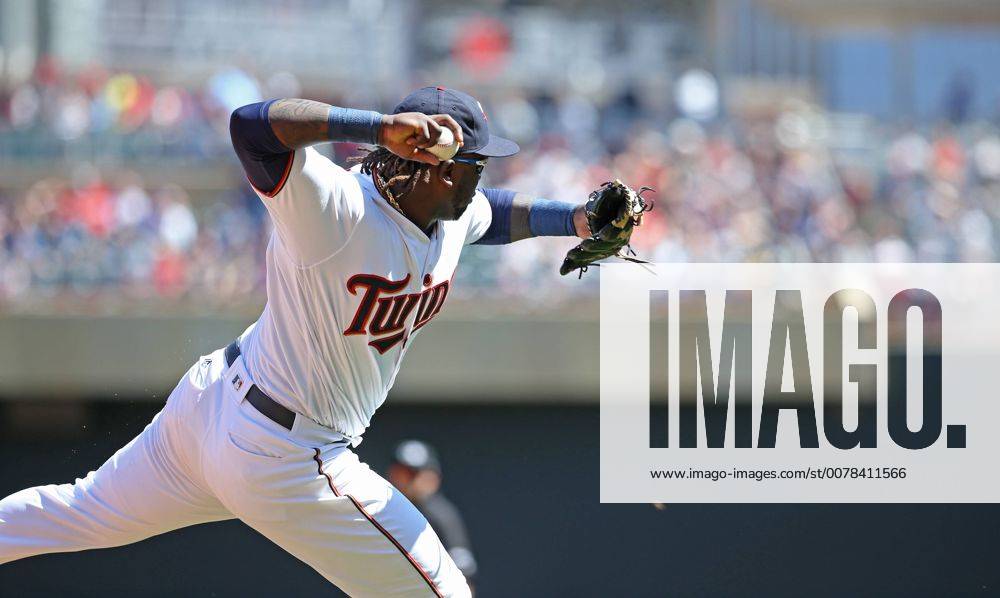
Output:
[427, 127, 460, 161]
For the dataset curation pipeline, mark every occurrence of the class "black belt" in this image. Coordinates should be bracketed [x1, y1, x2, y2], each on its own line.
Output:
[225, 340, 296, 431]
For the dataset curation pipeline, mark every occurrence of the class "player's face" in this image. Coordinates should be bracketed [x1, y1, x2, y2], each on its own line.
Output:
[388, 464, 416, 492]
[442, 156, 487, 220]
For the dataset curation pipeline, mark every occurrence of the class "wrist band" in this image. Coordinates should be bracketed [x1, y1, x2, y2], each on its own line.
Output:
[327, 107, 383, 145]
[528, 199, 578, 237]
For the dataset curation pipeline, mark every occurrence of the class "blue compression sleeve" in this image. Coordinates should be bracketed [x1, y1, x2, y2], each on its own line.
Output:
[474, 187, 517, 245]
[474, 188, 578, 245]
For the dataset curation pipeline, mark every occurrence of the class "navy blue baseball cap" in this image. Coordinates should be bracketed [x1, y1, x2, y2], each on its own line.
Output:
[392, 86, 519, 158]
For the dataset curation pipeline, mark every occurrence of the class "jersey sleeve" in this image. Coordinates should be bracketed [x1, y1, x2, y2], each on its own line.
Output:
[462, 190, 494, 245]
[254, 146, 364, 267]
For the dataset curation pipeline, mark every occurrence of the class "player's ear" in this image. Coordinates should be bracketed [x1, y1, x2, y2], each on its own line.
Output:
[436, 160, 456, 188]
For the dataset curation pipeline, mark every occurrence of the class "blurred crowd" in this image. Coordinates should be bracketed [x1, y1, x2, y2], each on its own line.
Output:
[3, 62, 1000, 312]
[0, 170, 269, 310]
[0, 58, 304, 164]
[462, 107, 1000, 304]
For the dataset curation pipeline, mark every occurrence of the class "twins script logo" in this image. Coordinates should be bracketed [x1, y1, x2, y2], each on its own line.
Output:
[343, 273, 450, 354]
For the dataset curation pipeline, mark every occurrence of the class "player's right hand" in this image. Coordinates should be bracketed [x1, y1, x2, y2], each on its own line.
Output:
[379, 112, 464, 166]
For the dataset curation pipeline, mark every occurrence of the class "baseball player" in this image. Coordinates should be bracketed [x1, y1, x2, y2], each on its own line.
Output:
[0, 87, 590, 596]
[388, 440, 478, 585]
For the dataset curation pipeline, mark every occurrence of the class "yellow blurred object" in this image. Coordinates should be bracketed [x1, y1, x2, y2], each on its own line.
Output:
[104, 73, 140, 113]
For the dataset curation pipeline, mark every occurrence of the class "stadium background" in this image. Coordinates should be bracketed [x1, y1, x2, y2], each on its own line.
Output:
[1, 0, 1000, 595]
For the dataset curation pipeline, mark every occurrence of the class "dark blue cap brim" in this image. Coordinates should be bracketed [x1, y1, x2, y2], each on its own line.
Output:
[469, 134, 519, 158]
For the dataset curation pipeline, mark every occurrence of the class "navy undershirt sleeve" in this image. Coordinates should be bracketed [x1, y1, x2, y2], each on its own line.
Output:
[229, 99, 293, 195]
[474, 187, 516, 245]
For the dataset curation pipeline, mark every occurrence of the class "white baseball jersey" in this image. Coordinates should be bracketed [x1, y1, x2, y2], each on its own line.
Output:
[238, 146, 492, 444]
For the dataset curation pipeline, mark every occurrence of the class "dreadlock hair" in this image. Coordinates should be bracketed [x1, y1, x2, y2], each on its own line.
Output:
[351, 147, 432, 213]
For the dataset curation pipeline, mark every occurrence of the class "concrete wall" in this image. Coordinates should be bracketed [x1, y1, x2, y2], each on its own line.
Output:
[0, 313, 601, 402]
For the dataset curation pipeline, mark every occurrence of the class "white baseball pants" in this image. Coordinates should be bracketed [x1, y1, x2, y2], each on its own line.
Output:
[0, 347, 469, 597]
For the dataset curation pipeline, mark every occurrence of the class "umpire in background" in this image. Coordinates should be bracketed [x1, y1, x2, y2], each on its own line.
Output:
[388, 440, 478, 585]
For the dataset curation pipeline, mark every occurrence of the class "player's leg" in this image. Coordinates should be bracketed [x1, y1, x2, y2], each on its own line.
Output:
[203, 402, 469, 597]
[0, 353, 233, 564]
[248, 448, 469, 598]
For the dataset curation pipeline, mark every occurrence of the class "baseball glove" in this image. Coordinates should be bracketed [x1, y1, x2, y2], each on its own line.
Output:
[559, 179, 653, 277]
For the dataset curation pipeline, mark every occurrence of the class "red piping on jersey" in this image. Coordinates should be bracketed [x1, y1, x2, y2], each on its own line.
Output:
[250, 150, 295, 198]
[311, 449, 444, 597]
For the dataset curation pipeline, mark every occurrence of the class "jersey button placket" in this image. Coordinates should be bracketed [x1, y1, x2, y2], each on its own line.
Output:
[396, 236, 438, 362]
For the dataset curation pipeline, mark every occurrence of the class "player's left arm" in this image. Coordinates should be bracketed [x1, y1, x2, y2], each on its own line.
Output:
[471, 187, 589, 245]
